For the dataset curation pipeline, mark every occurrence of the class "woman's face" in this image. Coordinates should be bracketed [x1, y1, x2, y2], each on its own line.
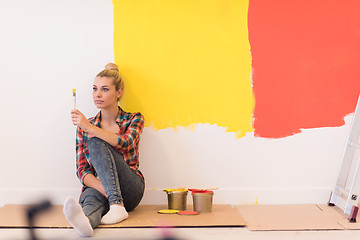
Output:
[92, 76, 122, 109]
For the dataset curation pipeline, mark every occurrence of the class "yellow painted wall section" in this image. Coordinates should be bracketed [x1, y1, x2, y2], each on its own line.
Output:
[113, 0, 254, 137]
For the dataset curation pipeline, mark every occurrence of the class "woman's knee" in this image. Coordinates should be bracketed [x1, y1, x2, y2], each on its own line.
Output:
[80, 188, 107, 206]
[88, 137, 111, 162]
[87, 137, 105, 149]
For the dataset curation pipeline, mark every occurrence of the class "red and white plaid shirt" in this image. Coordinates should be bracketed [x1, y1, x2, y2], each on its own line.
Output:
[75, 107, 145, 186]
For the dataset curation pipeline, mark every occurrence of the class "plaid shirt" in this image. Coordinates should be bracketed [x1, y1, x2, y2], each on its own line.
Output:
[75, 107, 145, 186]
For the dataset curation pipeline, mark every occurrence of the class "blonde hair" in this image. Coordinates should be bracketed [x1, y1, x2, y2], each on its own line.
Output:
[96, 63, 124, 92]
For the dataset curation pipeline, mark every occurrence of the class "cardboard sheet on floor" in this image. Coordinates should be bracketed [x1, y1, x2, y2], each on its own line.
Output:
[0, 204, 245, 228]
[317, 204, 360, 230]
[237, 204, 344, 231]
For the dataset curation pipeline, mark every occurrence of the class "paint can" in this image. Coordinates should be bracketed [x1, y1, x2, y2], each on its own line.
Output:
[191, 190, 214, 213]
[164, 189, 188, 211]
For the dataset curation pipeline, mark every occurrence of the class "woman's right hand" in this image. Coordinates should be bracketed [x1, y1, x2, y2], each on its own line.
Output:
[71, 109, 92, 132]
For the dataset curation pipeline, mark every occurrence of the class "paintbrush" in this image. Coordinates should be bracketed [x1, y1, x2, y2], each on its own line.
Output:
[73, 89, 76, 109]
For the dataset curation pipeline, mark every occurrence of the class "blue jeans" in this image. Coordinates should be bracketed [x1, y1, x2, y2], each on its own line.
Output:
[79, 137, 145, 228]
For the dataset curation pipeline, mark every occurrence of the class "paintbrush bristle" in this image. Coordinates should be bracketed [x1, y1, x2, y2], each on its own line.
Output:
[73, 89, 76, 96]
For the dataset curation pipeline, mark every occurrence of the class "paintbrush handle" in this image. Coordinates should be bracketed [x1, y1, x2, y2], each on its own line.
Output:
[73, 89, 76, 109]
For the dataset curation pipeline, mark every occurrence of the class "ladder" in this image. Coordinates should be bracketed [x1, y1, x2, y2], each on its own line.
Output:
[329, 94, 360, 222]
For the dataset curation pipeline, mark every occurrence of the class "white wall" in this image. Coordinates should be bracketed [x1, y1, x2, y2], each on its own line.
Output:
[0, 0, 115, 205]
[0, 0, 350, 206]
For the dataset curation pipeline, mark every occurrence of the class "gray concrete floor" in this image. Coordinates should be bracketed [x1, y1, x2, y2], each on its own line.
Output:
[2, 227, 360, 240]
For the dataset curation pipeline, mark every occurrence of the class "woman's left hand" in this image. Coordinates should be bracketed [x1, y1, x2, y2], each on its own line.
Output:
[71, 109, 92, 132]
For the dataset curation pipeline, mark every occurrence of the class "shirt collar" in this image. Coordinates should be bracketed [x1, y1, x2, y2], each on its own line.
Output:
[91, 106, 123, 127]
[116, 107, 123, 124]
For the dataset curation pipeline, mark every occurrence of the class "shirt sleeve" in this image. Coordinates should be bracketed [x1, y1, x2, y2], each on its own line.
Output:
[75, 126, 93, 185]
[116, 112, 145, 151]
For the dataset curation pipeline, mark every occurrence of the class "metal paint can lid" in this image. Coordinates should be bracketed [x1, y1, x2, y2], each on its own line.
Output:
[177, 210, 199, 215]
[188, 189, 214, 195]
[158, 209, 180, 214]
[163, 188, 188, 194]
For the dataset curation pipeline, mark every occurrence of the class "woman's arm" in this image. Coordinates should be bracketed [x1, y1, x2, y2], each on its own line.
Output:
[83, 174, 107, 198]
[84, 123, 119, 147]
[75, 127, 96, 184]
[117, 113, 144, 151]
[71, 109, 118, 147]
[71, 109, 144, 150]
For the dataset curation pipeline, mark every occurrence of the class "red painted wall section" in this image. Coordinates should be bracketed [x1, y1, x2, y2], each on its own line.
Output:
[249, 0, 360, 138]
